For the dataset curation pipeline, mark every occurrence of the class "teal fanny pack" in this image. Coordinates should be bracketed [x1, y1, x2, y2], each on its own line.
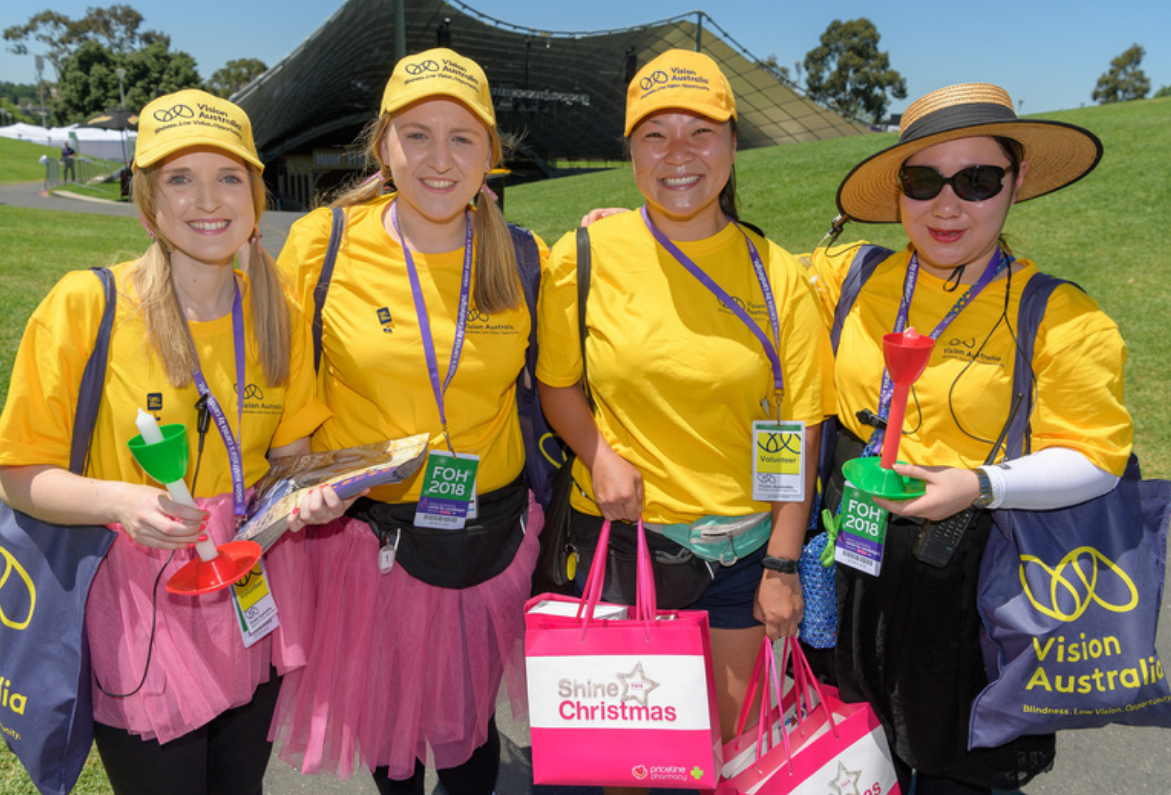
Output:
[653, 512, 771, 565]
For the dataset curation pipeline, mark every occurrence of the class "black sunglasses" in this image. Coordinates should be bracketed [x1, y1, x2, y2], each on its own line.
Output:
[898, 165, 1010, 202]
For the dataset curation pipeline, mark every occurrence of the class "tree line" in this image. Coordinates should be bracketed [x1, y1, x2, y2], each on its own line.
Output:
[3, 4, 265, 125]
[768, 20, 1166, 124]
[4, 6, 1167, 129]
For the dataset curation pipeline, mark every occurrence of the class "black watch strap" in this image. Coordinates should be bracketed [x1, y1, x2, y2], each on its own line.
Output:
[761, 556, 799, 574]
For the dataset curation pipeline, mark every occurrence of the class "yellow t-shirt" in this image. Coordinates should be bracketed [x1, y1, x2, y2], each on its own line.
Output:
[278, 195, 549, 502]
[0, 263, 330, 497]
[537, 210, 836, 524]
[806, 243, 1133, 475]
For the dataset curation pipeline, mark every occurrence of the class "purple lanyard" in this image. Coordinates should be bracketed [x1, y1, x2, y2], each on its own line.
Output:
[190, 282, 247, 520]
[391, 200, 473, 454]
[862, 247, 1011, 457]
[640, 205, 784, 417]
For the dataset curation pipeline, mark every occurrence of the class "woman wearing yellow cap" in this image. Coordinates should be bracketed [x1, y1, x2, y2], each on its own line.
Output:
[268, 49, 547, 794]
[0, 89, 345, 794]
[806, 83, 1131, 793]
[537, 48, 835, 778]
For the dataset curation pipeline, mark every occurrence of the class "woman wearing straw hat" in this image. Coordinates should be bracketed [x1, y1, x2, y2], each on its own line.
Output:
[268, 49, 547, 795]
[806, 83, 1132, 793]
[0, 89, 345, 795]
[538, 49, 835, 790]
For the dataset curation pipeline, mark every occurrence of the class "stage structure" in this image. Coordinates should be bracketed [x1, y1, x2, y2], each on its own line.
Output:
[233, 0, 868, 208]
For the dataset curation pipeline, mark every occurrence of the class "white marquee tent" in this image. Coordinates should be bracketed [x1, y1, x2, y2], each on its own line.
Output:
[0, 123, 135, 162]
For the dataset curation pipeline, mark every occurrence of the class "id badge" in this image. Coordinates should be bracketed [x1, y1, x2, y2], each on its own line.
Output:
[231, 559, 279, 648]
[414, 450, 480, 529]
[752, 420, 805, 502]
[834, 480, 889, 576]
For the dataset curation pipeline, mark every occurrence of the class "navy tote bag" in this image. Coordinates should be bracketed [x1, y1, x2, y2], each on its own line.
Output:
[0, 268, 117, 794]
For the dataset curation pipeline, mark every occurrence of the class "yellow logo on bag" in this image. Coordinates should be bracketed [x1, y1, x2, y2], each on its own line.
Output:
[540, 432, 568, 468]
[0, 547, 36, 630]
[1019, 546, 1138, 622]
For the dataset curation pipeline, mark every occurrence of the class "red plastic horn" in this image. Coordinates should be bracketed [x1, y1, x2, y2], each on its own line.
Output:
[880, 328, 935, 469]
[165, 540, 261, 596]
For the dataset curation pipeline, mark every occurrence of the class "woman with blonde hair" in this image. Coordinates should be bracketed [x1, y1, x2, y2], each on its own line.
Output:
[269, 48, 548, 795]
[0, 89, 347, 795]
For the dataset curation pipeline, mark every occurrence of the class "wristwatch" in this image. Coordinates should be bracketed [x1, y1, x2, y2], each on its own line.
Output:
[761, 556, 800, 574]
[972, 467, 995, 509]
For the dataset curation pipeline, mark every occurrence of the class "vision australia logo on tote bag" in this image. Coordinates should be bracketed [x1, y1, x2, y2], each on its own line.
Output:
[970, 469, 1171, 748]
[1, 510, 114, 795]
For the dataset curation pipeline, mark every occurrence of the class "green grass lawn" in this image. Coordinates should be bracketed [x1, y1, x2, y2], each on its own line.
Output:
[0, 747, 109, 795]
[0, 137, 59, 184]
[0, 136, 127, 199]
[0, 96, 1167, 793]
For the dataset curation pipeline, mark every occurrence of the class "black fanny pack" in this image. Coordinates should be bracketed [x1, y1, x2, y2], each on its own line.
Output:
[350, 476, 528, 589]
[569, 510, 714, 610]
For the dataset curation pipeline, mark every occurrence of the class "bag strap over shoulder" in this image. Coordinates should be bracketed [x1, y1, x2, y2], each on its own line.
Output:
[830, 244, 892, 354]
[312, 206, 347, 373]
[508, 222, 551, 497]
[575, 227, 594, 410]
[510, 222, 542, 391]
[69, 267, 116, 476]
[1005, 272, 1082, 459]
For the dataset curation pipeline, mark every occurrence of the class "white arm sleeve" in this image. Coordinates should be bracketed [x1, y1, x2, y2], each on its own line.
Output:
[982, 447, 1120, 510]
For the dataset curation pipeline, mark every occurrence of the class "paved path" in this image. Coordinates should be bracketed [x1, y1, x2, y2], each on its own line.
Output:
[3, 181, 1168, 795]
[0, 180, 303, 249]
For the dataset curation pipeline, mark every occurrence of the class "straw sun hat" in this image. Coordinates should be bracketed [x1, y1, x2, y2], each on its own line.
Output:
[836, 83, 1103, 224]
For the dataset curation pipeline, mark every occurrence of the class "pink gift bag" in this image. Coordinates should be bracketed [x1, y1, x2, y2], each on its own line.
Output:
[715, 638, 900, 795]
[525, 519, 723, 789]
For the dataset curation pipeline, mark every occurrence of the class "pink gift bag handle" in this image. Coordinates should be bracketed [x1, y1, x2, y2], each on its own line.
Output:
[576, 518, 657, 639]
[767, 636, 793, 762]
[787, 638, 839, 740]
[634, 517, 657, 623]
[731, 637, 843, 780]
[732, 637, 793, 766]
[577, 519, 612, 622]
[577, 519, 613, 631]
[734, 640, 770, 738]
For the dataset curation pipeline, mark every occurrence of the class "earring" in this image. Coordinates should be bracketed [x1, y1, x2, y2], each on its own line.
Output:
[249, 228, 262, 244]
[138, 215, 157, 239]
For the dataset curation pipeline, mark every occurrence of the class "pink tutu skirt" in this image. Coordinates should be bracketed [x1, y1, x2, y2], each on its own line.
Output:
[87, 492, 314, 744]
[270, 497, 543, 779]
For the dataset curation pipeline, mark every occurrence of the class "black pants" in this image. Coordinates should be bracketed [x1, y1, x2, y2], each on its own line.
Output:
[372, 715, 500, 795]
[93, 674, 281, 795]
[896, 756, 992, 795]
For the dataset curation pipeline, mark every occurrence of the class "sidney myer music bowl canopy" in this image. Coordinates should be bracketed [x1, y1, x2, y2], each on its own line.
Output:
[233, 0, 867, 168]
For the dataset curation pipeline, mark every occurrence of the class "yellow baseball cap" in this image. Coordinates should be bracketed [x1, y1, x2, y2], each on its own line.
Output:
[381, 48, 495, 127]
[625, 49, 737, 136]
[133, 89, 263, 172]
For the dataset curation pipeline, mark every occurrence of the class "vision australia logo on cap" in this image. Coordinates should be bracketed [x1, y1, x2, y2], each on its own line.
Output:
[404, 54, 479, 93]
[152, 103, 195, 123]
[638, 65, 711, 100]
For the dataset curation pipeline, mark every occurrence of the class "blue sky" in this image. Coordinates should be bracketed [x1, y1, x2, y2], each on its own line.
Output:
[2, 0, 1168, 116]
